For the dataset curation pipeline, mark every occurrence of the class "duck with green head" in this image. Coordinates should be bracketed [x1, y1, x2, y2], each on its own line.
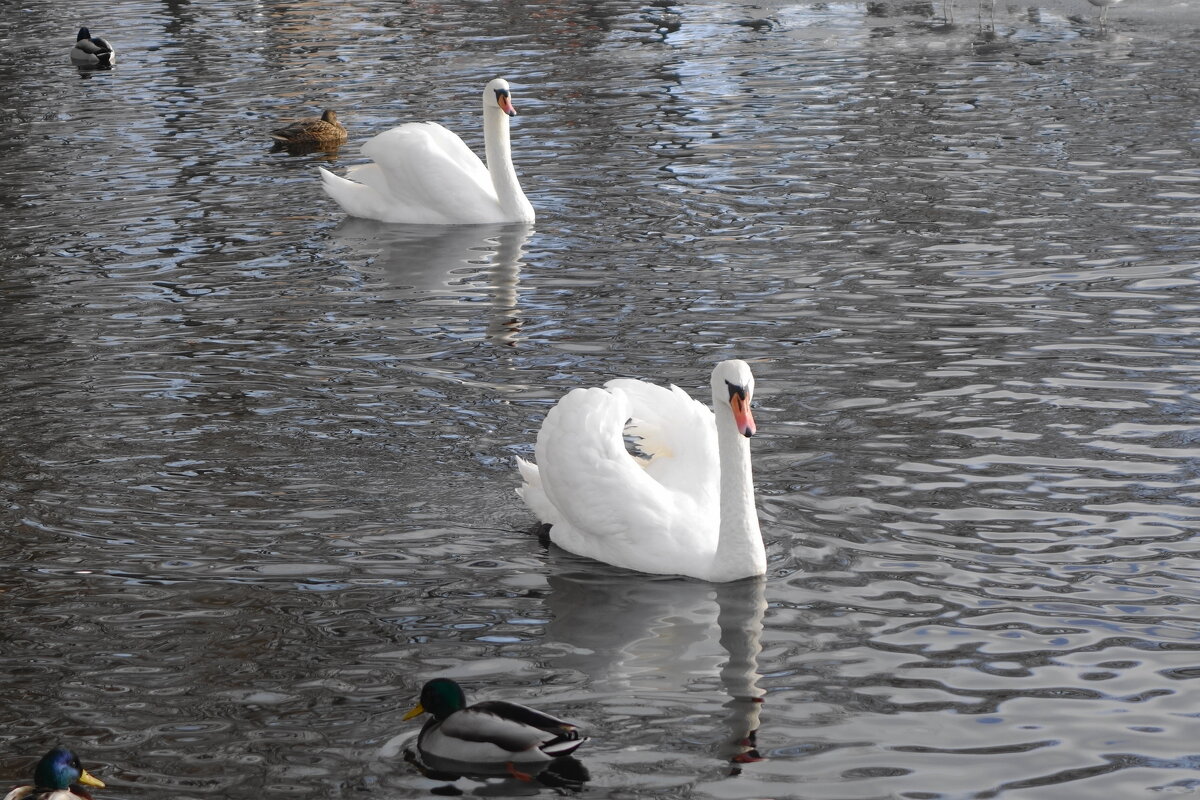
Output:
[69, 28, 115, 67]
[403, 678, 587, 769]
[3, 747, 106, 800]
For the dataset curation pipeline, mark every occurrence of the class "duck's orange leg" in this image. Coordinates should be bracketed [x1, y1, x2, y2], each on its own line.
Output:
[505, 762, 535, 782]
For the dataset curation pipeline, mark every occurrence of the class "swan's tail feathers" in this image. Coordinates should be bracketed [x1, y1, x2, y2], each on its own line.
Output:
[318, 166, 384, 220]
[515, 456, 559, 528]
[515, 456, 540, 500]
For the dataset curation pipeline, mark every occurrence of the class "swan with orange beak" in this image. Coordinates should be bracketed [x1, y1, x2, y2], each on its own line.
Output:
[517, 360, 767, 582]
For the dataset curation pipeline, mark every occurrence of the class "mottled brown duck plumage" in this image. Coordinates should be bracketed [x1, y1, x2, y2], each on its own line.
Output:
[270, 109, 347, 147]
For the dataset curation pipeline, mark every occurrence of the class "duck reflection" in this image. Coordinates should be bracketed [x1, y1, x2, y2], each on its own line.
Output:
[270, 139, 344, 159]
[545, 567, 767, 771]
[404, 749, 590, 794]
[331, 220, 529, 345]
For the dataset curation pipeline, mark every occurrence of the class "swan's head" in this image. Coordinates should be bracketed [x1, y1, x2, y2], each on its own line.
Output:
[485, 78, 516, 117]
[712, 360, 756, 437]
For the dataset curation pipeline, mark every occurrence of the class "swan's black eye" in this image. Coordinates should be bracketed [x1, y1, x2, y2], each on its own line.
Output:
[495, 89, 509, 101]
[725, 380, 746, 401]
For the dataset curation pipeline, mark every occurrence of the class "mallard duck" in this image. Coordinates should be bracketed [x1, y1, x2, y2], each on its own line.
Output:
[3, 746, 106, 800]
[270, 110, 348, 149]
[403, 678, 587, 767]
[69, 28, 115, 67]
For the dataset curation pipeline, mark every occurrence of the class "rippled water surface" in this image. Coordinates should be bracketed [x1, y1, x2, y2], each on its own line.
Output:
[3, 0, 1200, 797]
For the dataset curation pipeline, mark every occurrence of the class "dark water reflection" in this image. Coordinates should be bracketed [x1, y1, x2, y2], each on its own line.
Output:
[2, 0, 1200, 797]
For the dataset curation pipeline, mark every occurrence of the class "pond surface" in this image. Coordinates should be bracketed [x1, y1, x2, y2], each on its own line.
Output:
[2, 0, 1200, 797]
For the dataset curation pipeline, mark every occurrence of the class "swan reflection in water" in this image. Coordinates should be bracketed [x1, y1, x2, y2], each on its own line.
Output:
[392, 569, 765, 793]
[330, 220, 529, 345]
[546, 565, 767, 772]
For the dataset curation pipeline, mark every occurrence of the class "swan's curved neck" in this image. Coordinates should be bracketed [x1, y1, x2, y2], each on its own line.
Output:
[711, 403, 766, 582]
[482, 109, 533, 221]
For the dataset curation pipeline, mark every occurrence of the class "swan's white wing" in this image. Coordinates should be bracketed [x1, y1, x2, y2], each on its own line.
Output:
[319, 166, 400, 222]
[528, 384, 719, 574]
[355, 122, 504, 223]
[605, 378, 719, 505]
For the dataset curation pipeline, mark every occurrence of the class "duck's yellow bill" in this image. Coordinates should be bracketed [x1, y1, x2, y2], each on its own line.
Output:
[78, 769, 106, 789]
[402, 703, 425, 721]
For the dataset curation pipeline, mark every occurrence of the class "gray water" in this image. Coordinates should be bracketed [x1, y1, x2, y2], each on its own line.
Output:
[2, 0, 1200, 797]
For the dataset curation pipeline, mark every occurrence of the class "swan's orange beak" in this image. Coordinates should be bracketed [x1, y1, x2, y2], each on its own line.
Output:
[731, 394, 755, 437]
[496, 92, 516, 117]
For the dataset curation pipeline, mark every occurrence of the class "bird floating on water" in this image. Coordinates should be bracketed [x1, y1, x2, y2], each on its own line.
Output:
[318, 78, 534, 224]
[517, 359, 766, 582]
[2, 746, 106, 800]
[270, 109, 348, 151]
[69, 28, 115, 67]
[403, 678, 587, 771]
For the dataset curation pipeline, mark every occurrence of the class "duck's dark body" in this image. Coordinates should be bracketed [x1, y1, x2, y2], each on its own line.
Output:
[70, 28, 115, 67]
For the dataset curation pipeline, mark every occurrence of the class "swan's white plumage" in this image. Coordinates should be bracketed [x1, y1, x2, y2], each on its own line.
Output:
[517, 361, 765, 582]
[319, 79, 534, 225]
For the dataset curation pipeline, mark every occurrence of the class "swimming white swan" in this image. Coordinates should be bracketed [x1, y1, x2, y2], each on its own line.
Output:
[318, 79, 534, 224]
[516, 360, 766, 582]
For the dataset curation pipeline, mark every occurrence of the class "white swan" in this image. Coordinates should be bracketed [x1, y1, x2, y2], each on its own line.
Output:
[516, 360, 766, 583]
[318, 79, 534, 225]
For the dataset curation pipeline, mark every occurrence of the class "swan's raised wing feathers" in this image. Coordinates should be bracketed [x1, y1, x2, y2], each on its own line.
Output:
[529, 383, 719, 573]
[606, 378, 719, 503]
[352, 123, 502, 224]
[536, 387, 676, 535]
